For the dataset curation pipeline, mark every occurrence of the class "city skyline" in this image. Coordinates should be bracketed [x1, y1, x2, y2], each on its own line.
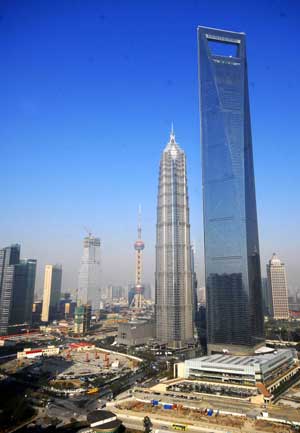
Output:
[0, 1, 300, 293]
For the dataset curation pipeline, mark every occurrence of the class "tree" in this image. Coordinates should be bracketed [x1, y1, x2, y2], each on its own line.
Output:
[143, 416, 152, 433]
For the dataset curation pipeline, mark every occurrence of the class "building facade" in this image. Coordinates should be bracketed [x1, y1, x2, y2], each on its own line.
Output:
[9, 259, 37, 325]
[173, 349, 298, 402]
[74, 304, 92, 334]
[78, 235, 101, 310]
[0, 245, 20, 334]
[41, 264, 62, 322]
[267, 253, 289, 320]
[261, 277, 272, 317]
[117, 320, 155, 346]
[155, 128, 194, 348]
[198, 26, 264, 354]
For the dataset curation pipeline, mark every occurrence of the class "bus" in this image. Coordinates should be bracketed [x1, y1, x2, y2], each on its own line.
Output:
[172, 424, 188, 431]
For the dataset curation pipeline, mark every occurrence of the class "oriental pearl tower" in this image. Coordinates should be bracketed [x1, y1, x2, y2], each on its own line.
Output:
[131, 205, 145, 309]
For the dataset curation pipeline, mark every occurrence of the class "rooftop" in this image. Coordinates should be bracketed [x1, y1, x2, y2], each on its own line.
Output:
[187, 349, 294, 368]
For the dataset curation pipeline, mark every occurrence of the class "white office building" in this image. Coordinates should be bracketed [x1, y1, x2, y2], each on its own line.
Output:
[267, 253, 289, 320]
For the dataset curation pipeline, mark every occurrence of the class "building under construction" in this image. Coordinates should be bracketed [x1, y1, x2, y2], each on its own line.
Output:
[74, 304, 91, 335]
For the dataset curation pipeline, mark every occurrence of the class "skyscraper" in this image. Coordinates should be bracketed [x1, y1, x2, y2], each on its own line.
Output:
[267, 253, 289, 320]
[0, 245, 36, 333]
[41, 264, 62, 322]
[78, 234, 101, 310]
[261, 277, 272, 316]
[198, 26, 264, 354]
[0, 245, 20, 334]
[155, 128, 194, 348]
[9, 259, 37, 325]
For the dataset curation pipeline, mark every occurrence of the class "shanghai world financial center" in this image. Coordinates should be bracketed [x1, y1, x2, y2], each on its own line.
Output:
[198, 27, 264, 354]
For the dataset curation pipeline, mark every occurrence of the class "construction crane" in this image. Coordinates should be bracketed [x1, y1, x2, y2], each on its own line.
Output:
[83, 226, 93, 237]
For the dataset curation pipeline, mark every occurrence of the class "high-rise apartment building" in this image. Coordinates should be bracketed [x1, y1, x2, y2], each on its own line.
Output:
[9, 259, 37, 325]
[0, 245, 20, 334]
[41, 264, 62, 322]
[78, 234, 101, 310]
[198, 26, 264, 354]
[155, 128, 194, 348]
[267, 253, 289, 320]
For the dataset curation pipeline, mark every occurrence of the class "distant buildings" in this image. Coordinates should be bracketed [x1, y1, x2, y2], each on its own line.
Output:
[0, 245, 36, 334]
[58, 294, 77, 320]
[267, 253, 289, 320]
[103, 285, 127, 301]
[155, 128, 194, 348]
[128, 285, 135, 306]
[41, 264, 62, 322]
[78, 234, 101, 310]
[198, 26, 264, 354]
[32, 300, 43, 323]
[74, 304, 91, 334]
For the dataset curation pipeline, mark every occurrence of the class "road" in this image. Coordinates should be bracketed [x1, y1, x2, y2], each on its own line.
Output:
[116, 411, 247, 433]
[133, 389, 258, 417]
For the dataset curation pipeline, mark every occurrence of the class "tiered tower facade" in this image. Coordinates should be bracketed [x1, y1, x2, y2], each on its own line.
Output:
[155, 128, 194, 348]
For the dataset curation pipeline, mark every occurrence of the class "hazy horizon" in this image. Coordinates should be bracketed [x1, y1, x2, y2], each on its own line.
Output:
[1, 0, 299, 297]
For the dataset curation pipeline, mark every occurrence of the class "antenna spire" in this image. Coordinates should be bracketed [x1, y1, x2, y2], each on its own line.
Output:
[138, 204, 142, 240]
[170, 122, 175, 142]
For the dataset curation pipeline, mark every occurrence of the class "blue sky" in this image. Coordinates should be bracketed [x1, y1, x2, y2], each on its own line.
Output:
[0, 0, 299, 295]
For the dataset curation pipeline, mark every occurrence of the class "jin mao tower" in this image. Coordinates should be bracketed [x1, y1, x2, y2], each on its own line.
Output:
[155, 127, 194, 348]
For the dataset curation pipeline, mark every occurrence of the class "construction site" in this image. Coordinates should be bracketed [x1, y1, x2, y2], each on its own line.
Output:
[57, 343, 140, 381]
[1, 341, 142, 396]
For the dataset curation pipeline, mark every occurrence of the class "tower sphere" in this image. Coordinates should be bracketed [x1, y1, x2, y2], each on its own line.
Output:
[134, 240, 144, 250]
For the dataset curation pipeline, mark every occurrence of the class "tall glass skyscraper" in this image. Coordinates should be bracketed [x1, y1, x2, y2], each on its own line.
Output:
[9, 259, 37, 325]
[78, 235, 101, 310]
[155, 128, 194, 348]
[0, 245, 37, 333]
[198, 27, 264, 354]
[0, 245, 20, 334]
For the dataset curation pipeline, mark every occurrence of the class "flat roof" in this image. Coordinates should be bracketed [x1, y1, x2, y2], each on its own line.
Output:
[187, 349, 293, 368]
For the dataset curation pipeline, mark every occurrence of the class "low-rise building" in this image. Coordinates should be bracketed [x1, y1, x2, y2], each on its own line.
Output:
[173, 348, 299, 403]
[17, 345, 60, 359]
[117, 320, 155, 346]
